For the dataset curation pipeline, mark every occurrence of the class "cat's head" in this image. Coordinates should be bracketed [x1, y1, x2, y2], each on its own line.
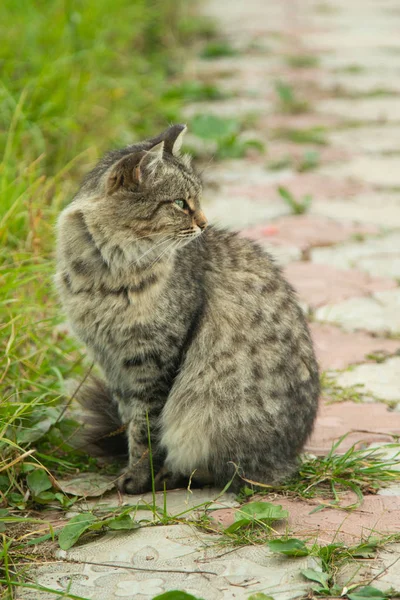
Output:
[78, 125, 207, 258]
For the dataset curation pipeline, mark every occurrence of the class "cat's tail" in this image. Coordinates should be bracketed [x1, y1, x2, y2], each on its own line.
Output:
[74, 375, 128, 458]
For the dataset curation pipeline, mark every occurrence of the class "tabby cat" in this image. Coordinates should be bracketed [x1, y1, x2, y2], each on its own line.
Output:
[55, 124, 319, 494]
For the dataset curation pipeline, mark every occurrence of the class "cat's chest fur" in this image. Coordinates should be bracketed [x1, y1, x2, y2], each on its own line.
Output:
[59, 252, 200, 394]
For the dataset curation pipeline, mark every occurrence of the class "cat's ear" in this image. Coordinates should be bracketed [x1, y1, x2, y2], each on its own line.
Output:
[106, 142, 165, 194]
[106, 154, 141, 194]
[163, 124, 187, 156]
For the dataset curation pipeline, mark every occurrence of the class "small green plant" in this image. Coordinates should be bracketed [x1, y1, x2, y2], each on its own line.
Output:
[58, 510, 140, 550]
[298, 150, 320, 172]
[273, 126, 328, 145]
[225, 501, 288, 534]
[275, 81, 310, 114]
[190, 114, 264, 159]
[337, 64, 365, 74]
[267, 156, 293, 171]
[201, 40, 238, 59]
[278, 186, 312, 215]
[286, 54, 319, 69]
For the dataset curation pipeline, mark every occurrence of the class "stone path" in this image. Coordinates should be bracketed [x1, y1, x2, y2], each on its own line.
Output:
[22, 0, 400, 598]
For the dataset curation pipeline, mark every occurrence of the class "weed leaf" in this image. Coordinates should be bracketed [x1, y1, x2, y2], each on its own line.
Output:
[248, 595, 275, 600]
[107, 515, 140, 531]
[268, 538, 309, 557]
[226, 501, 288, 532]
[26, 469, 52, 496]
[347, 586, 387, 600]
[58, 513, 97, 550]
[152, 592, 204, 600]
[191, 114, 238, 140]
[301, 568, 330, 589]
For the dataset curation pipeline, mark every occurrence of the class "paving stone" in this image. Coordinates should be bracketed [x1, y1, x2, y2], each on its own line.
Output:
[203, 194, 291, 229]
[309, 323, 400, 370]
[321, 155, 400, 188]
[19, 525, 320, 599]
[318, 48, 400, 71]
[306, 401, 400, 455]
[334, 357, 400, 402]
[310, 193, 400, 228]
[308, 31, 400, 51]
[315, 288, 400, 334]
[183, 96, 273, 118]
[241, 215, 378, 252]
[329, 126, 400, 154]
[72, 489, 239, 523]
[320, 73, 400, 95]
[311, 232, 400, 279]
[212, 494, 400, 546]
[317, 97, 400, 122]
[284, 262, 395, 309]
[203, 160, 293, 187]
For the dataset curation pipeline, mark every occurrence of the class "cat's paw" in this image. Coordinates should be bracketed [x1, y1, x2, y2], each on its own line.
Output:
[117, 467, 150, 495]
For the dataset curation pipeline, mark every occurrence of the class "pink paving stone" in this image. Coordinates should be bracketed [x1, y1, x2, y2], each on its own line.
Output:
[211, 493, 400, 545]
[306, 401, 400, 455]
[228, 173, 370, 202]
[309, 323, 400, 371]
[241, 215, 379, 252]
[284, 262, 396, 308]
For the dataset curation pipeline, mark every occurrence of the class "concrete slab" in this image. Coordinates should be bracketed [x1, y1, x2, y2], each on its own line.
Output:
[18, 525, 320, 599]
[311, 232, 400, 279]
[334, 357, 400, 402]
[315, 288, 400, 334]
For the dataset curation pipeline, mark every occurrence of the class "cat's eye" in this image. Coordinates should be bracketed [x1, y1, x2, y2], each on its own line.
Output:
[174, 199, 186, 209]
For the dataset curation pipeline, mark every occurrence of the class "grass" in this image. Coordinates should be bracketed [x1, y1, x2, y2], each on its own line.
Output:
[200, 40, 238, 59]
[275, 80, 311, 114]
[0, 0, 215, 596]
[273, 126, 328, 145]
[285, 54, 320, 69]
[278, 186, 312, 215]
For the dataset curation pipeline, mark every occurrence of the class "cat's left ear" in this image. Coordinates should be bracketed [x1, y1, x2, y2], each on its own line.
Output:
[163, 124, 187, 156]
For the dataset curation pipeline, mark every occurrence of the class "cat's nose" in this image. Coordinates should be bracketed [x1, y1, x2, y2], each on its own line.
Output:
[195, 211, 208, 230]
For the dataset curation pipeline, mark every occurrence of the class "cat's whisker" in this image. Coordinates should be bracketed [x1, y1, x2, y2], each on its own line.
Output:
[148, 238, 181, 270]
[133, 236, 175, 266]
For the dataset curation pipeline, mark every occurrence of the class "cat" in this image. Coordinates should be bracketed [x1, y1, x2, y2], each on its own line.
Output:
[55, 124, 319, 494]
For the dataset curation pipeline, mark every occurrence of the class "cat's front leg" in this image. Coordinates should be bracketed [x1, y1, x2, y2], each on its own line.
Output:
[116, 399, 153, 495]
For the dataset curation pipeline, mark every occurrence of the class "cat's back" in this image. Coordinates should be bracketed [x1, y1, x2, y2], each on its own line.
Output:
[192, 226, 297, 319]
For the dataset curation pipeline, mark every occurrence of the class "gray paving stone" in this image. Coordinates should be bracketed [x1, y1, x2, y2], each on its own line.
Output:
[315, 288, 400, 334]
[203, 194, 291, 229]
[329, 126, 400, 154]
[321, 156, 400, 188]
[19, 524, 320, 599]
[317, 97, 400, 122]
[71, 489, 240, 524]
[310, 194, 400, 228]
[183, 97, 272, 119]
[310, 232, 400, 279]
[334, 357, 400, 402]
